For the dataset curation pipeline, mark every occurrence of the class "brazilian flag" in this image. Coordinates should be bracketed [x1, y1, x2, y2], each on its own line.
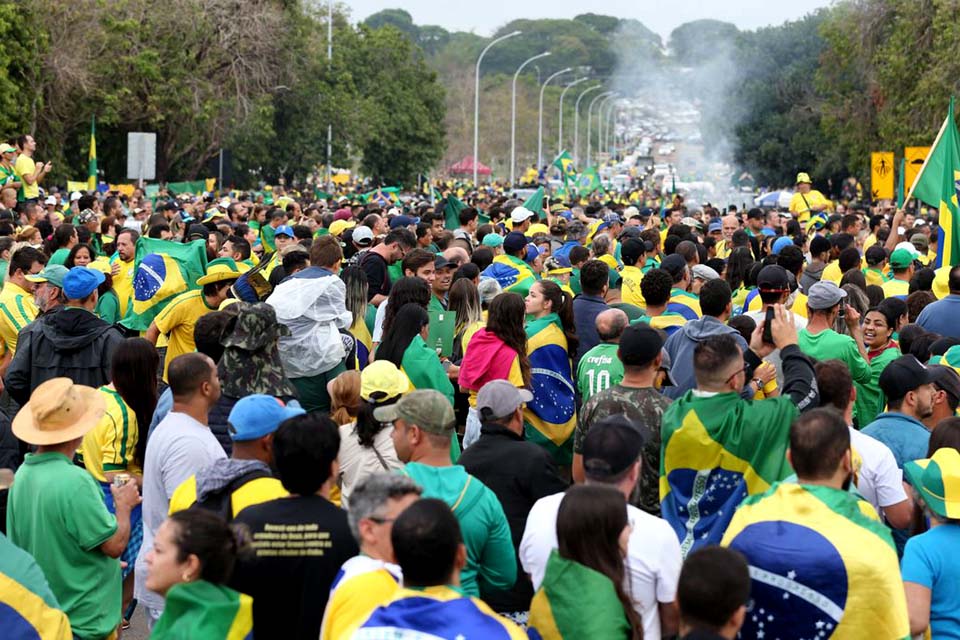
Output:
[575, 166, 602, 196]
[151, 581, 253, 640]
[911, 97, 960, 268]
[444, 193, 466, 230]
[120, 237, 208, 331]
[523, 313, 576, 465]
[528, 551, 632, 639]
[88, 115, 97, 191]
[551, 150, 577, 183]
[523, 186, 546, 217]
[722, 483, 909, 639]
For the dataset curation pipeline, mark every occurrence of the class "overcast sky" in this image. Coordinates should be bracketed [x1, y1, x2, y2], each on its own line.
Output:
[342, 0, 835, 39]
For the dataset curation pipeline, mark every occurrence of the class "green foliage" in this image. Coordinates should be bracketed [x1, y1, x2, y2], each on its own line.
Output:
[668, 20, 739, 66]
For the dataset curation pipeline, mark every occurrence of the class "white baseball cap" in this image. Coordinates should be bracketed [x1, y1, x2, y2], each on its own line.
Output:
[510, 206, 535, 224]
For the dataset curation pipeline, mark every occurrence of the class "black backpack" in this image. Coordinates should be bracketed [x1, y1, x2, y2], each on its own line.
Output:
[191, 467, 272, 520]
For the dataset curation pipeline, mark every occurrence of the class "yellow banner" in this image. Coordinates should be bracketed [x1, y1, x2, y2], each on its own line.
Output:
[66, 180, 88, 194]
[109, 184, 136, 197]
[870, 152, 895, 200]
[905, 146, 930, 192]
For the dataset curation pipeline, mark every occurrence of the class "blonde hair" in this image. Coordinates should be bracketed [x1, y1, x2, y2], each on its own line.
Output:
[329, 370, 361, 426]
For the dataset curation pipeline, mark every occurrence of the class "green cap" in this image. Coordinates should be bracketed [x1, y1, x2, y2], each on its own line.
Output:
[25, 264, 69, 289]
[904, 447, 960, 519]
[889, 248, 915, 269]
[373, 389, 455, 435]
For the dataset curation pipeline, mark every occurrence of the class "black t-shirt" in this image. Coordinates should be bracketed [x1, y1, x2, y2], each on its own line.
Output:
[231, 495, 358, 639]
[360, 251, 390, 301]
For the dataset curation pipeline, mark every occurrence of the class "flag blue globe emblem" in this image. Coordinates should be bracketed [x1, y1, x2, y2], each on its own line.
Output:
[134, 253, 167, 302]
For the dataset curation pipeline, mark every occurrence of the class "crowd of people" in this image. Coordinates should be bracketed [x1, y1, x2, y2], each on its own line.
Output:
[2, 147, 960, 640]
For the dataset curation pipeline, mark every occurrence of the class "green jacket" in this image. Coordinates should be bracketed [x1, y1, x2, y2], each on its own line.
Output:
[403, 462, 516, 598]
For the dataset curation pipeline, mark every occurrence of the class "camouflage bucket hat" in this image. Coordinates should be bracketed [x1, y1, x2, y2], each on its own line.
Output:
[218, 302, 297, 398]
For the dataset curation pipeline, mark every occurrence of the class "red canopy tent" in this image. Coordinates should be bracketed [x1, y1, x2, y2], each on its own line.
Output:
[449, 156, 492, 176]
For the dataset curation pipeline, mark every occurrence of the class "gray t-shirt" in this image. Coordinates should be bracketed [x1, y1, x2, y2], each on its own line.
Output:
[134, 412, 226, 612]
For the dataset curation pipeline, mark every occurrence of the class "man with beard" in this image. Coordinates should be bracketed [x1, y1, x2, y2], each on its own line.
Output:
[112, 228, 138, 318]
[863, 355, 945, 469]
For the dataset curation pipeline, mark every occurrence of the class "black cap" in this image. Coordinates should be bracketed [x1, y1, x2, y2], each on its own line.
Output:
[503, 231, 528, 253]
[434, 256, 455, 270]
[621, 238, 645, 265]
[619, 226, 643, 241]
[187, 223, 210, 240]
[757, 265, 790, 292]
[618, 324, 664, 367]
[865, 244, 887, 266]
[661, 253, 687, 280]
[582, 415, 646, 480]
[879, 355, 947, 400]
[932, 365, 960, 405]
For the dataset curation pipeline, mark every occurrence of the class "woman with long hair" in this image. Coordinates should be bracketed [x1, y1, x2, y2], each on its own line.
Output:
[459, 292, 531, 448]
[372, 276, 431, 348]
[855, 306, 902, 426]
[329, 369, 361, 427]
[65, 242, 95, 268]
[80, 337, 159, 624]
[336, 361, 407, 508]
[146, 510, 252, 639]
[448, 278, 484, 364]
[529, 485, 642, 639]
[340, 266, 372, 368]
[724, 246, 754, 296]
[46, 223, 78, 265]
[523, 280, 578, 465]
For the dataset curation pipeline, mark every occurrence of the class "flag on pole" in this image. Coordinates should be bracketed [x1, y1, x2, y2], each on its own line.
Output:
[551, 151, 577, 183]
[575, 167, 602, 195]
[896, 157, 905, 209]
[444, 194, 466, 230]
[88, 116, 97, 191]
[909, 97, 960, 268]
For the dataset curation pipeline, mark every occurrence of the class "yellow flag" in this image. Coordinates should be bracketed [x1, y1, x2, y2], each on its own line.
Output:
[905, 146, 931, 193]
[871, 152, 895, 199]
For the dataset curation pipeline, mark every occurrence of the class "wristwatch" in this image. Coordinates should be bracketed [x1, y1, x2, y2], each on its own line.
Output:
[752, 378, 764, 388]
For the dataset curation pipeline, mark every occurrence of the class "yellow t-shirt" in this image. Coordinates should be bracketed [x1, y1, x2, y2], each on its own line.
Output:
[528, 223, 550, 236]
[111, 257, 136, 319]
[620, 265, 644, 308]
[0, 281, 38, 356]
[154, 289, 216, 380]
[169, 473, 288, 517]
[792, 291, 809, 318]
[821, 260, 842, 285]
[788, 189, 831, 223]
[80, 387, 141, 483]
[881, 278, 910, 299]
[320, 564, 400, 640]
[14, 154, 38, 200]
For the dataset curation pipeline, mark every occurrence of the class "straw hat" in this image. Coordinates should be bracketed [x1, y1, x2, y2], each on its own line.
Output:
[13, 378, 105, 445]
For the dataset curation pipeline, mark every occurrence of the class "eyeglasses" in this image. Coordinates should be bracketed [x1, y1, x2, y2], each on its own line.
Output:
[725, 364, 748, 385]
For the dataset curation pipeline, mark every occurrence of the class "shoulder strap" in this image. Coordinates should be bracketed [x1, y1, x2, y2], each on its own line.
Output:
[371, 443, 391, 471]
[193, 467, 272, 520]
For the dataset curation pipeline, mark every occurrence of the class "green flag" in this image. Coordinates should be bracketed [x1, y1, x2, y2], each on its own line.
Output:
[910, 97, 960, 267]
[523, 186, 546, 216]
[444, 194, 466, 230]
[552, 150, 577, 183]
[575, 166, 603, 195]
[896, 157, 905, 209]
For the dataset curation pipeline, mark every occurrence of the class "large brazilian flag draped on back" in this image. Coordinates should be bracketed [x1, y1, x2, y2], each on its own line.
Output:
[722, 483, 910, 640]
[660, 392, 798, 556]
[523, 313, 576, 465]
[150, 581, 253, 640]
[120, 237, 208, 331]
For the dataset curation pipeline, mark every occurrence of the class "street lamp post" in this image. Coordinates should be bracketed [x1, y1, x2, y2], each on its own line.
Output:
[537, 67, 572, 170]
[326, 0, 333, 190]
[594, 93, 618, 166]
[510, 51, 551, 187]
[474, 30, 522, 186]
[558, 77, 588, 158]
[586, 91, 613, 169]
[600, 98, 617, 158]
[574, 84, 603, 168]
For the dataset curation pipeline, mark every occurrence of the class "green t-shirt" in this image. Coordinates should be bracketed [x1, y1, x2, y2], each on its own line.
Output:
[7, 452, 120, 639]
[48, 248, 71, 266]
[798, 327, 872, 421]
[855, 345, 901, 427]
[569, 268, 582, 295]
[95, 288, 121, 325]
[576, 342, 625, 402]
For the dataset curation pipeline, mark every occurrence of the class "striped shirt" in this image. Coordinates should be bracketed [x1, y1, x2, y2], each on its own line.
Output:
[0, 281, 38, 356]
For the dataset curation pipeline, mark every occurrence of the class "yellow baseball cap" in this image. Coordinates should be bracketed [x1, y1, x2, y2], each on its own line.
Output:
[360, 360, 411, 403]
[329, 219, 356, 237]
[796, 172, 812, 184]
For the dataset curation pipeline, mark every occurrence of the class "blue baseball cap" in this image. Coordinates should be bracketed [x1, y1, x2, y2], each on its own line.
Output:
[708, 220, 722, 233]
[274, 225, 295, 238]
[525, 243, 541, 263]
[772, 236, 794, 255]
[389, 214, 420, 229]
[63, 267, 105, 300]
[228, 394, 305, 441]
